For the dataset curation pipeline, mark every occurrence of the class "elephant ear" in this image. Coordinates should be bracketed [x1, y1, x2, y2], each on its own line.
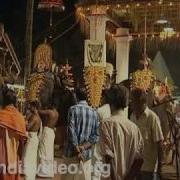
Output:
[38, 72, 55, 107]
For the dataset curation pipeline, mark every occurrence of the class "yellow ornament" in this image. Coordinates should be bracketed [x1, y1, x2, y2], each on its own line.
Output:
[131, 69, 155, 91]
[84, 66, 106, 108]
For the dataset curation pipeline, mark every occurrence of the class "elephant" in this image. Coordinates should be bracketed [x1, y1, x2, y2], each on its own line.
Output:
[28, 70, 77, 150]
[52, 73, 77, 150]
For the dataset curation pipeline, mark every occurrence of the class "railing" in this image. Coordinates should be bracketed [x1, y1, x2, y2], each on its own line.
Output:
[0, 23, 21, 77]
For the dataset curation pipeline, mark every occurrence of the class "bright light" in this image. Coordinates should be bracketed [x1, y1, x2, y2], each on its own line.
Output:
[169, 2, 173, 6]
[163, 27, 174, 32]
[160, 26, 176, 39]
[156, 18, 168, 24]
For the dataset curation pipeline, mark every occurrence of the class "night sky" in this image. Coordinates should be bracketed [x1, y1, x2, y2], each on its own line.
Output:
[0, 0, 83, 74]
[0, 0, 180, 88]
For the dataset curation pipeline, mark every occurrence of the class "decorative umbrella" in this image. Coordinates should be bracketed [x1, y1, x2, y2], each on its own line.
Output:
[38, 0, 65, 37]
[38, 0, 64, 10]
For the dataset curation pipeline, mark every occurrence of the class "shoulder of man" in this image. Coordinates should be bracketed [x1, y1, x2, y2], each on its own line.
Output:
[146, 107, 160, 121]
[122, 117, 141, 133]
[68, 105, 77, 111]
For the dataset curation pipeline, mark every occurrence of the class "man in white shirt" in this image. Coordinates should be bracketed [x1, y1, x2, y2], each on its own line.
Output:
[131, 88, 164, 180]
[99, 85, 144, 180]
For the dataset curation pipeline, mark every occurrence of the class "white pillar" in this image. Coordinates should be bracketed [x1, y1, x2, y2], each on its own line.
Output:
[88, 15, 107, 41]
[115, 28, 132, 83]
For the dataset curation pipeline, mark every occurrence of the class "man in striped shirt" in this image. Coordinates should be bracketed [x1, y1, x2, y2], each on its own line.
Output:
[62, 88, 99, 180]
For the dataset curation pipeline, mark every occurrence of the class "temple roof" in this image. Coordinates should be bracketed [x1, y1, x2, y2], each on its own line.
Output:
[77, 0, 180, 34]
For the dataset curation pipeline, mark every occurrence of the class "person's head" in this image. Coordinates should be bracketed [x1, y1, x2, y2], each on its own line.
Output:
[2, 88, 17, 107]
[131, 88, 147, 114]
[76, 87, 87, 101]
[138, 54, 151, 71]
[28, 101, 40, 112]
[105, 84, 129, 112]
[101, 89, 109, 105]
[105, 63, 114, 89]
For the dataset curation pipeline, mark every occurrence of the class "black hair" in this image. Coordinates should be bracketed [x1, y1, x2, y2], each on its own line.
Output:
[131, 88, 147, 104]
[29, 101, 40, 109]
[2, 88, 17, 107]
[105, 84, 129, 110]
[76, 87, 87, 101]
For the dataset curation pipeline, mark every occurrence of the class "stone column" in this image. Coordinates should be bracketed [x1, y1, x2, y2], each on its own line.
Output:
[115, 28, 132, 118]
[88, 15, 108, 41]
[115, 28, 132, 83]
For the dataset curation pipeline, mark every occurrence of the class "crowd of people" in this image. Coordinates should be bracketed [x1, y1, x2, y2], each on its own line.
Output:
[0, 81, 179, 180]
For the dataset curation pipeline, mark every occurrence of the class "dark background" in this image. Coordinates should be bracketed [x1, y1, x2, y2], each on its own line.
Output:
[0, 0, 180, 88]
[0, 0, 83, 71]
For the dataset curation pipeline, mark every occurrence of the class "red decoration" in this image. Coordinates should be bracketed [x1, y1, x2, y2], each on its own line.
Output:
[38, 0, 64, 10]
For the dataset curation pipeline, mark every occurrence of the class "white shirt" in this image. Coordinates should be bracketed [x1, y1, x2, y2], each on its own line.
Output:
[100, 110, 143, 180]
[97, 104, 111, 121]
[131, 107, 164, 172]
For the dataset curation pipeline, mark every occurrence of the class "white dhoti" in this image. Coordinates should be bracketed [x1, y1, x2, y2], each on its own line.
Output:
[61, 157, 92, 180]
[23, 132, 39, 180]
[37, 127, 55, 178]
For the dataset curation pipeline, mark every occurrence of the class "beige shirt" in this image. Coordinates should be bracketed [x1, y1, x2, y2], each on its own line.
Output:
[99, 110, 143, 180]
[97, 104, 111, 121]
[131, 107, 164, 172]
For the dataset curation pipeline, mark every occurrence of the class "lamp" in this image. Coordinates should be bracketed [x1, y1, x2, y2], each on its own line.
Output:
[156, 1, 168, 24]
[160, 23, 175, 39]
[38, 0, 65, 10]
[156, 14, 168, 24]
[38, 0, 65, 38]
[163, 22, 175, 32]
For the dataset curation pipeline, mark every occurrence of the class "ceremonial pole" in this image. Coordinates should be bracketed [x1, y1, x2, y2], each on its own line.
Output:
[24, 0, 34, 85]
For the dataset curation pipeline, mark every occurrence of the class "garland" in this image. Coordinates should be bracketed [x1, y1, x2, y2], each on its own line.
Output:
[84, 66, 105, 108]
[26, 73, 46, 102]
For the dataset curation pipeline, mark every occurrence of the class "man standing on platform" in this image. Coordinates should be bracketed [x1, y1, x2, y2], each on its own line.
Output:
[0, 88, 27, 180]
[62, 87, 99, 180]
[131, 88, 164, 180]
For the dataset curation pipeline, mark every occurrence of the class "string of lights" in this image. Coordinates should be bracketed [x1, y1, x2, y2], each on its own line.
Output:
[76, 0, 180, 34]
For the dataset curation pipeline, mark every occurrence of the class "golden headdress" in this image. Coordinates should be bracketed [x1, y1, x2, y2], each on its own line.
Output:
[33, 41, 53, 71]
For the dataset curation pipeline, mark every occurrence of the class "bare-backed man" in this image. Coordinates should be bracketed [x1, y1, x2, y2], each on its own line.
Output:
[23, 101, 41, 180]
[37, 99, 59, 178]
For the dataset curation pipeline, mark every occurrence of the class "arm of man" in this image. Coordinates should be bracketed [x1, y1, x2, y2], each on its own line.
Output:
[99, 121, 115, 180]
[157, 140, 163, 178]
[125, 128, 144, 180]
[67, 108, 79, 154]
[80, 111, 100, 151]
[124, 157, 144, 180]
[38, 109, 50, 116]
[152, 114, 164, 177]
[26, 116, 36, 131]
[18, 139, 26, 160]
